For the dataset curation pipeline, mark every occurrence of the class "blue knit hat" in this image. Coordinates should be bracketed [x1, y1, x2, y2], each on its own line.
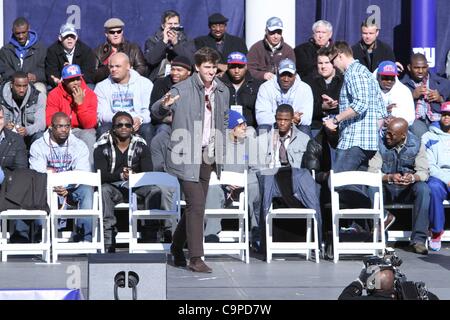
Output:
[228, 110, 246, 129]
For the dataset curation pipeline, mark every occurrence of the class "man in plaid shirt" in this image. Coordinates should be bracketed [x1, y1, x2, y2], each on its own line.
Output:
[323, 41, 387, 172]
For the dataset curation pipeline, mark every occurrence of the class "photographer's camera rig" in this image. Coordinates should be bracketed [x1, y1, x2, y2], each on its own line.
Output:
[363, 248, 430, 300]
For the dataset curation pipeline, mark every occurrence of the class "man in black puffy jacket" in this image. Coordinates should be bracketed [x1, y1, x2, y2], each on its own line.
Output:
[0, 105, 28, 170]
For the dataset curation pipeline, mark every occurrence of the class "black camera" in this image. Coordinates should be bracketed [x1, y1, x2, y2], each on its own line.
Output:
[363, 248, 431, 300]
[170, 26, 184, 32]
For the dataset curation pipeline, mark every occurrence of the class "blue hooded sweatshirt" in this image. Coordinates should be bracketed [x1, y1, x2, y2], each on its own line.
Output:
[9, 29, 39, 60]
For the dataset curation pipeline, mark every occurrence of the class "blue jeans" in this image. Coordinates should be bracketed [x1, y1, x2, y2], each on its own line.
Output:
[427, 177, 450, 233]
[14, 185, 94, 242]
[333, 147, 376, 173]
[369, 182, 430, 244]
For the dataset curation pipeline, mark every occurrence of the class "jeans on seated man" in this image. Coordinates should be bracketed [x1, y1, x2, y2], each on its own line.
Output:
[368, 118, 430, 255]
[255, 104, 323, 253]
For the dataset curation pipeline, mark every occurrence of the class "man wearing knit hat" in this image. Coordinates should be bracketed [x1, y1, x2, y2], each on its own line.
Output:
[93, 17, 147, 83]
[195, 12, 247, 74]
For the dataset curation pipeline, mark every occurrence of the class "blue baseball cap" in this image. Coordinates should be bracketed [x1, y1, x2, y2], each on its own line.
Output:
[266, 17, 283, 31]
[377, 61, 398, 76]
[61, 64, 83, 80]
[278, 58, 296, 75]
[228, 110, 247, 129]
[227, 51, 247, 65]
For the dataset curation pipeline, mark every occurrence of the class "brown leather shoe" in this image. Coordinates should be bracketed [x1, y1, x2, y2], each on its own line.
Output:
[170, 244, 187, 267]
[410, 243, 428, 255]
[188, 257, 212, 273]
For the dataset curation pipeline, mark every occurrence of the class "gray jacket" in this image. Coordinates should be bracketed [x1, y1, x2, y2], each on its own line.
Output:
[256, 125, 310, 169]
[151, 73, 229, 182]
[0, 81, 46, 136]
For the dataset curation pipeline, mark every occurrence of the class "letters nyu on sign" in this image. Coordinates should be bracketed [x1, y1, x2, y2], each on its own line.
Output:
[412, 47, 436, 68]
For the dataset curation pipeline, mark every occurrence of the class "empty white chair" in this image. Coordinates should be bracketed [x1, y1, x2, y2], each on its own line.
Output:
[128, 172, 181, 253]
[47, 170, 104, 263]
[0, 209, 51, 262]
[330, 170, 385, 263]
[203, 170, 249, 263]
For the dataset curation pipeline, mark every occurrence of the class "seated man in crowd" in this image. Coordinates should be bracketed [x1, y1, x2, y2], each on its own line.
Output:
[95, 52, 153, 145]
[368, 118, 430, 255]
[144, 10, 194, 82]
[255, 58, 313, 136]
[295, 20, 334, 79]
[46, 64, 97, 167]
[402, 53, 450, 138]
[93, 18, 147, 84]
[28, 112, 93, 243]
[94, 111, 164, 253]
[247, 17, 296, 81]
[256, 104, 323, 251]
[0, 71, 46, 147]
[374, 61, 415, 128]
[220, 52, 262, 129]
[194, 13, 248, 75]
[150, 55, 192, 134]
[45, 23, 96, 89]
[422, 102, 450, 251]
[0, 17, 47, 94]
[204, 110, 261, 250]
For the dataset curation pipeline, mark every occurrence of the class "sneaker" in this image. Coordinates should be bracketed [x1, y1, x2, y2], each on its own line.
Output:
[430, 231, 444, 252]
[384, 212, 396, 231]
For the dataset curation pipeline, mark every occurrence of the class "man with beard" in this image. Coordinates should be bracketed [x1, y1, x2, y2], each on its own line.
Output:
[221, 52, 262, 129]
[195, 13, 247, 75]
[0, 71, 46, 147]
[46, 64, 97, 167]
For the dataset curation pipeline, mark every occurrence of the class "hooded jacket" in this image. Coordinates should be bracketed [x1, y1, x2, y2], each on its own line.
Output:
[0, 81, 46, 135]
[0, 30, 47, 82]
[46, 78, 98, 129]
[95, 69, 153, 124]
[372, 70, 415, 126]
[29, 129, 90, 173]
[421, 122, 450, 184]
[255, 74, 313, 126]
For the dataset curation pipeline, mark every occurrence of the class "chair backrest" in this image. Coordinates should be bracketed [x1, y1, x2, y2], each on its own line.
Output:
[47, 170, 102, 211]
[128, 172, 181, 213]
[208, 170, 248, 211]
[330, 170, 383, 211]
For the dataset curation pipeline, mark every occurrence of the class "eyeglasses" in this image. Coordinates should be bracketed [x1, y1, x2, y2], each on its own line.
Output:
[380, 75, 396, 81]
[329, 53, 339, 65]
[52, 124, 71, 129]
[108, 29, 123, 35]
[114, 123, 133, 128]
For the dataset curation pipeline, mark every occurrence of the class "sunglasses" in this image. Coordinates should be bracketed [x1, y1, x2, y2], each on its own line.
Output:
[329, 53, 339, 64]
[108, 29, 123, 35]
[114, 122, 133, 128]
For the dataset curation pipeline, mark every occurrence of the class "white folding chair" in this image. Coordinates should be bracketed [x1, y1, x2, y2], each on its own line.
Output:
[128, 172, 181, 253]
[47, 170, 104, 263]
[0, 209, 51, 262]
[330, 170, 385, 263]
[203, 170, 249, 263]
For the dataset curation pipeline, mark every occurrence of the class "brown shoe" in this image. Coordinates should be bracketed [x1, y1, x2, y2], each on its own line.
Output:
[170, 244, 187, 267]
[384, 212, 396, 231]
[188, 257, 212, 273]
[410, 243, 428, 255]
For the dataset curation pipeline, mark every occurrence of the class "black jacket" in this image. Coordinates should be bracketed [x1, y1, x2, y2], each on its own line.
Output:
[93, 40, 148, 83]
[352, 39, 396, 72]
[194, 33, 248, 65]
[303, 72, 343, 129]
[94, 135, 152, 183]
[0, 168, 49, 212]
[45, 40, 96, 87]
[294, 38, 324, 78]
[220, 72, 263, 128]
[0, 129, 28, 170]
[150, 75, 174, 106]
